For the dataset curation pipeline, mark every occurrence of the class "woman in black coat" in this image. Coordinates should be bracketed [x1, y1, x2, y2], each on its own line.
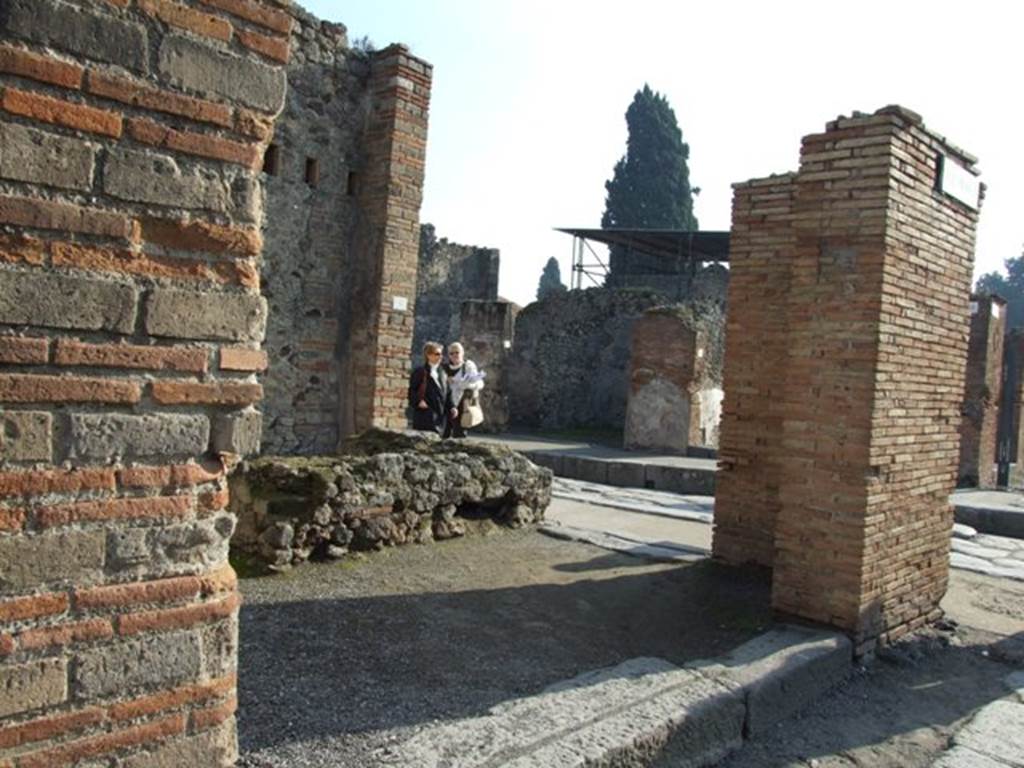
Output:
[408, 341, 454, 435]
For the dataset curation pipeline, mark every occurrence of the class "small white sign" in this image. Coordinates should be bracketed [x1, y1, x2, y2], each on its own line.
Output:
[502, 339, 512, 349]
[392, 295, 408, 312]
[970, 301, 979, 315]
[939, 155, 980, 211]
[993, 304, 1001, 319]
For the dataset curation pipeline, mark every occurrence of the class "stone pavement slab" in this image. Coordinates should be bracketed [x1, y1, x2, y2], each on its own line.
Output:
[950, 699, 1024, 766]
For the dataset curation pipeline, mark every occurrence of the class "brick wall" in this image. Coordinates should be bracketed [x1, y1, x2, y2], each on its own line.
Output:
[957, 294, 1006, 487]
[713, 174, 797, 568]
[459, 299, 519, 432]
[713, 107, 981, 652]
[0, 0, 287, 764]
[624, 307, 717, 453]
[344, 45, 432, 435]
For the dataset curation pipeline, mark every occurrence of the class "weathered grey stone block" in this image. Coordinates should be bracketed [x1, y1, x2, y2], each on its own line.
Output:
[74, 631, 202, 698]
[200, 615, 239, 679]
[106, 516, 234, 578]
[0, 530, 105, 593]
[145, 288, 268, 342]
[0, 0, 148, 72]
[0, 123, 96, 191]
[0, 658, 67, 718]
[0, 411, 52, 462]
[71, 413, 210, 460]
[0, 270, 137, 333]
[104, 148, 229, 212]
[121, 722, 238, 768]
[212, 409, 262, 456]
[606, 461, 646, 488]
[954, 700, 1024, 766]
[158, 34, 287, 113]
[687, 625, 852, 737]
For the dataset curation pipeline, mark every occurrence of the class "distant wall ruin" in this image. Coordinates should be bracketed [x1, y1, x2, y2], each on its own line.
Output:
[412, 224, 499, 359]
[714, 107, 981, 653]
[508, 285, 724, 435]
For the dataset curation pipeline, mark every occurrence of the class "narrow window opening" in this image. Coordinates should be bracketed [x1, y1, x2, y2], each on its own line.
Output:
[263, 143, 281, 176]
[305, 157, 320, 186]
[346, 171, 358, 196]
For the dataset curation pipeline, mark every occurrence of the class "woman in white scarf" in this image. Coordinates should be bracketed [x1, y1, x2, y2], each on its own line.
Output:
[444, 342, 485, 438]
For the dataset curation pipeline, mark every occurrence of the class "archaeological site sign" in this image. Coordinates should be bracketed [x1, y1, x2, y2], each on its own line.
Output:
[939, 154, 981, 210]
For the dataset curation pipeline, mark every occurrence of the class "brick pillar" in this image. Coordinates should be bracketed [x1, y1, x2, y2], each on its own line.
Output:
[459, 299, 519, 432]
[958, 294, 1006, 487]
[1002, 330, 1024, 487]
[0, 1, 287, 764]
[713, 107, 981, 653]
[713, 175, 797, 568]
[345, 45, 432, 435]
[624, 308, 706, 454]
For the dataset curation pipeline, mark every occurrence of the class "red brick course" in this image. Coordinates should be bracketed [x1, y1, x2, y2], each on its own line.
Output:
[151, 380, 263, 405]
[236, 27, 290, 63]
[0, 592, 68, 623]
[0, 373, 141, 404]
[0, 194, 133, 239]
[199, 0, 292, 34]
[0, 467, 117, 498]
[1, 86, 122, 137]
[17, 617, 115, 651]
[0, 45, 84, 90]
[16, 713, 187, 768]
[54, 339, 208, 373]
[37, 495, 193, 528]
[0, 336, 48, 365]
[138, 216, 262, 256]
[138, 0, 234, 41]
[117, 592, 240, 635]
[220, 346, 268, 371]
[86, 69, 233, 128]
[127, 116, 261, 168]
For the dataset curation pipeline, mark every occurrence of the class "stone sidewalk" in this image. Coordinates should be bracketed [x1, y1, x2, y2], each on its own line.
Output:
[545, 478, 1024, 582]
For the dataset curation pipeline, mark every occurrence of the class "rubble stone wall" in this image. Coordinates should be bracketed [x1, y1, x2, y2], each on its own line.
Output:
[508, 286, 724, 433]
[412, 224, 499, 360]
[0, 0, 290, 763]
[957, 294, 1005, 488]
[259, 11, 368, 455]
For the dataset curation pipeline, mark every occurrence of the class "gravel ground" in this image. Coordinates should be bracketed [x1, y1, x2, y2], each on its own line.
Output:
[235, 525, 771, 767]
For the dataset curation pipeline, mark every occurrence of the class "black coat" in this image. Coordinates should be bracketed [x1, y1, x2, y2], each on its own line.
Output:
[408, 365, 453, 434]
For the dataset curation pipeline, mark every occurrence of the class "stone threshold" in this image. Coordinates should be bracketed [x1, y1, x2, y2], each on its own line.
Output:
[379, 625, 851, 767]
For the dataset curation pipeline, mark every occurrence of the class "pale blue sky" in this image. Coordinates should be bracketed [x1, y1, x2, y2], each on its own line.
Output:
[302, 0, 1021, 307]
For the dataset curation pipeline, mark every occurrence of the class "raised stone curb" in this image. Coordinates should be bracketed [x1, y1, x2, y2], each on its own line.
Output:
[525, 450, 716, 495]
[954, 503, 1024, 540]
[384, 626, 850, 767]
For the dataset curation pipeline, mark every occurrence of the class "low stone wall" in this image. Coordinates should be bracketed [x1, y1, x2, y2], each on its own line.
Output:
[230, 430, 552, 569]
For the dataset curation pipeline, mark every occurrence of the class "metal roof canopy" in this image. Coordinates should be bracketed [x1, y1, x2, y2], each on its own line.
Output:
[556, 228, 730, 290]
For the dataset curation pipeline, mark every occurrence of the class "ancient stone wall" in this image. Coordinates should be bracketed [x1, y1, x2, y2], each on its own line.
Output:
[714, 107, 981, 653]
[259, 10, 368, 455]
[261, 23, 431, 453]
[958, 294, 1005, 488]
[412, 224, 499, 359]
[459, 299, 519, 432]
[508, 285, 724, 433]
[607, 249, 730, 307]
[624, 306, 721, 453]
[0, 0, 289, 763]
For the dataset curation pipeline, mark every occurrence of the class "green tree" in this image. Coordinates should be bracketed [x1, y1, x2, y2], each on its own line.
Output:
[976, 249, 1024, 329]
[536, 256, 567, 300]
[601, 84, 698, 232]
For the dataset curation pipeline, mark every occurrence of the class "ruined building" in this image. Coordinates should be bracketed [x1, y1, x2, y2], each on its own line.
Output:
[957, 293, 1005, 488]
[0, 1, 429, 764]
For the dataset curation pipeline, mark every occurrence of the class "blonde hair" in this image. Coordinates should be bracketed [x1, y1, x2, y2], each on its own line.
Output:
[423, 341, 443, 362]
[448, 342, 464, 355]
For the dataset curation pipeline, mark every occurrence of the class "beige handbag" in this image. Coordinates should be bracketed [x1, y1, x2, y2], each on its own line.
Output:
[460, 399, 484, 428]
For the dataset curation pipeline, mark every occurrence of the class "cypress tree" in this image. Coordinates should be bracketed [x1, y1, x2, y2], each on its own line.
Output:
[536, 256, 568, 300]
[601, 85, 698, 232]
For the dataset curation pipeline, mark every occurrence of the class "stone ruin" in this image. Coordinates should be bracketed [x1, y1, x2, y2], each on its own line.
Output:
[231, 429, 551, 569]
[0, 0, 991, 760]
